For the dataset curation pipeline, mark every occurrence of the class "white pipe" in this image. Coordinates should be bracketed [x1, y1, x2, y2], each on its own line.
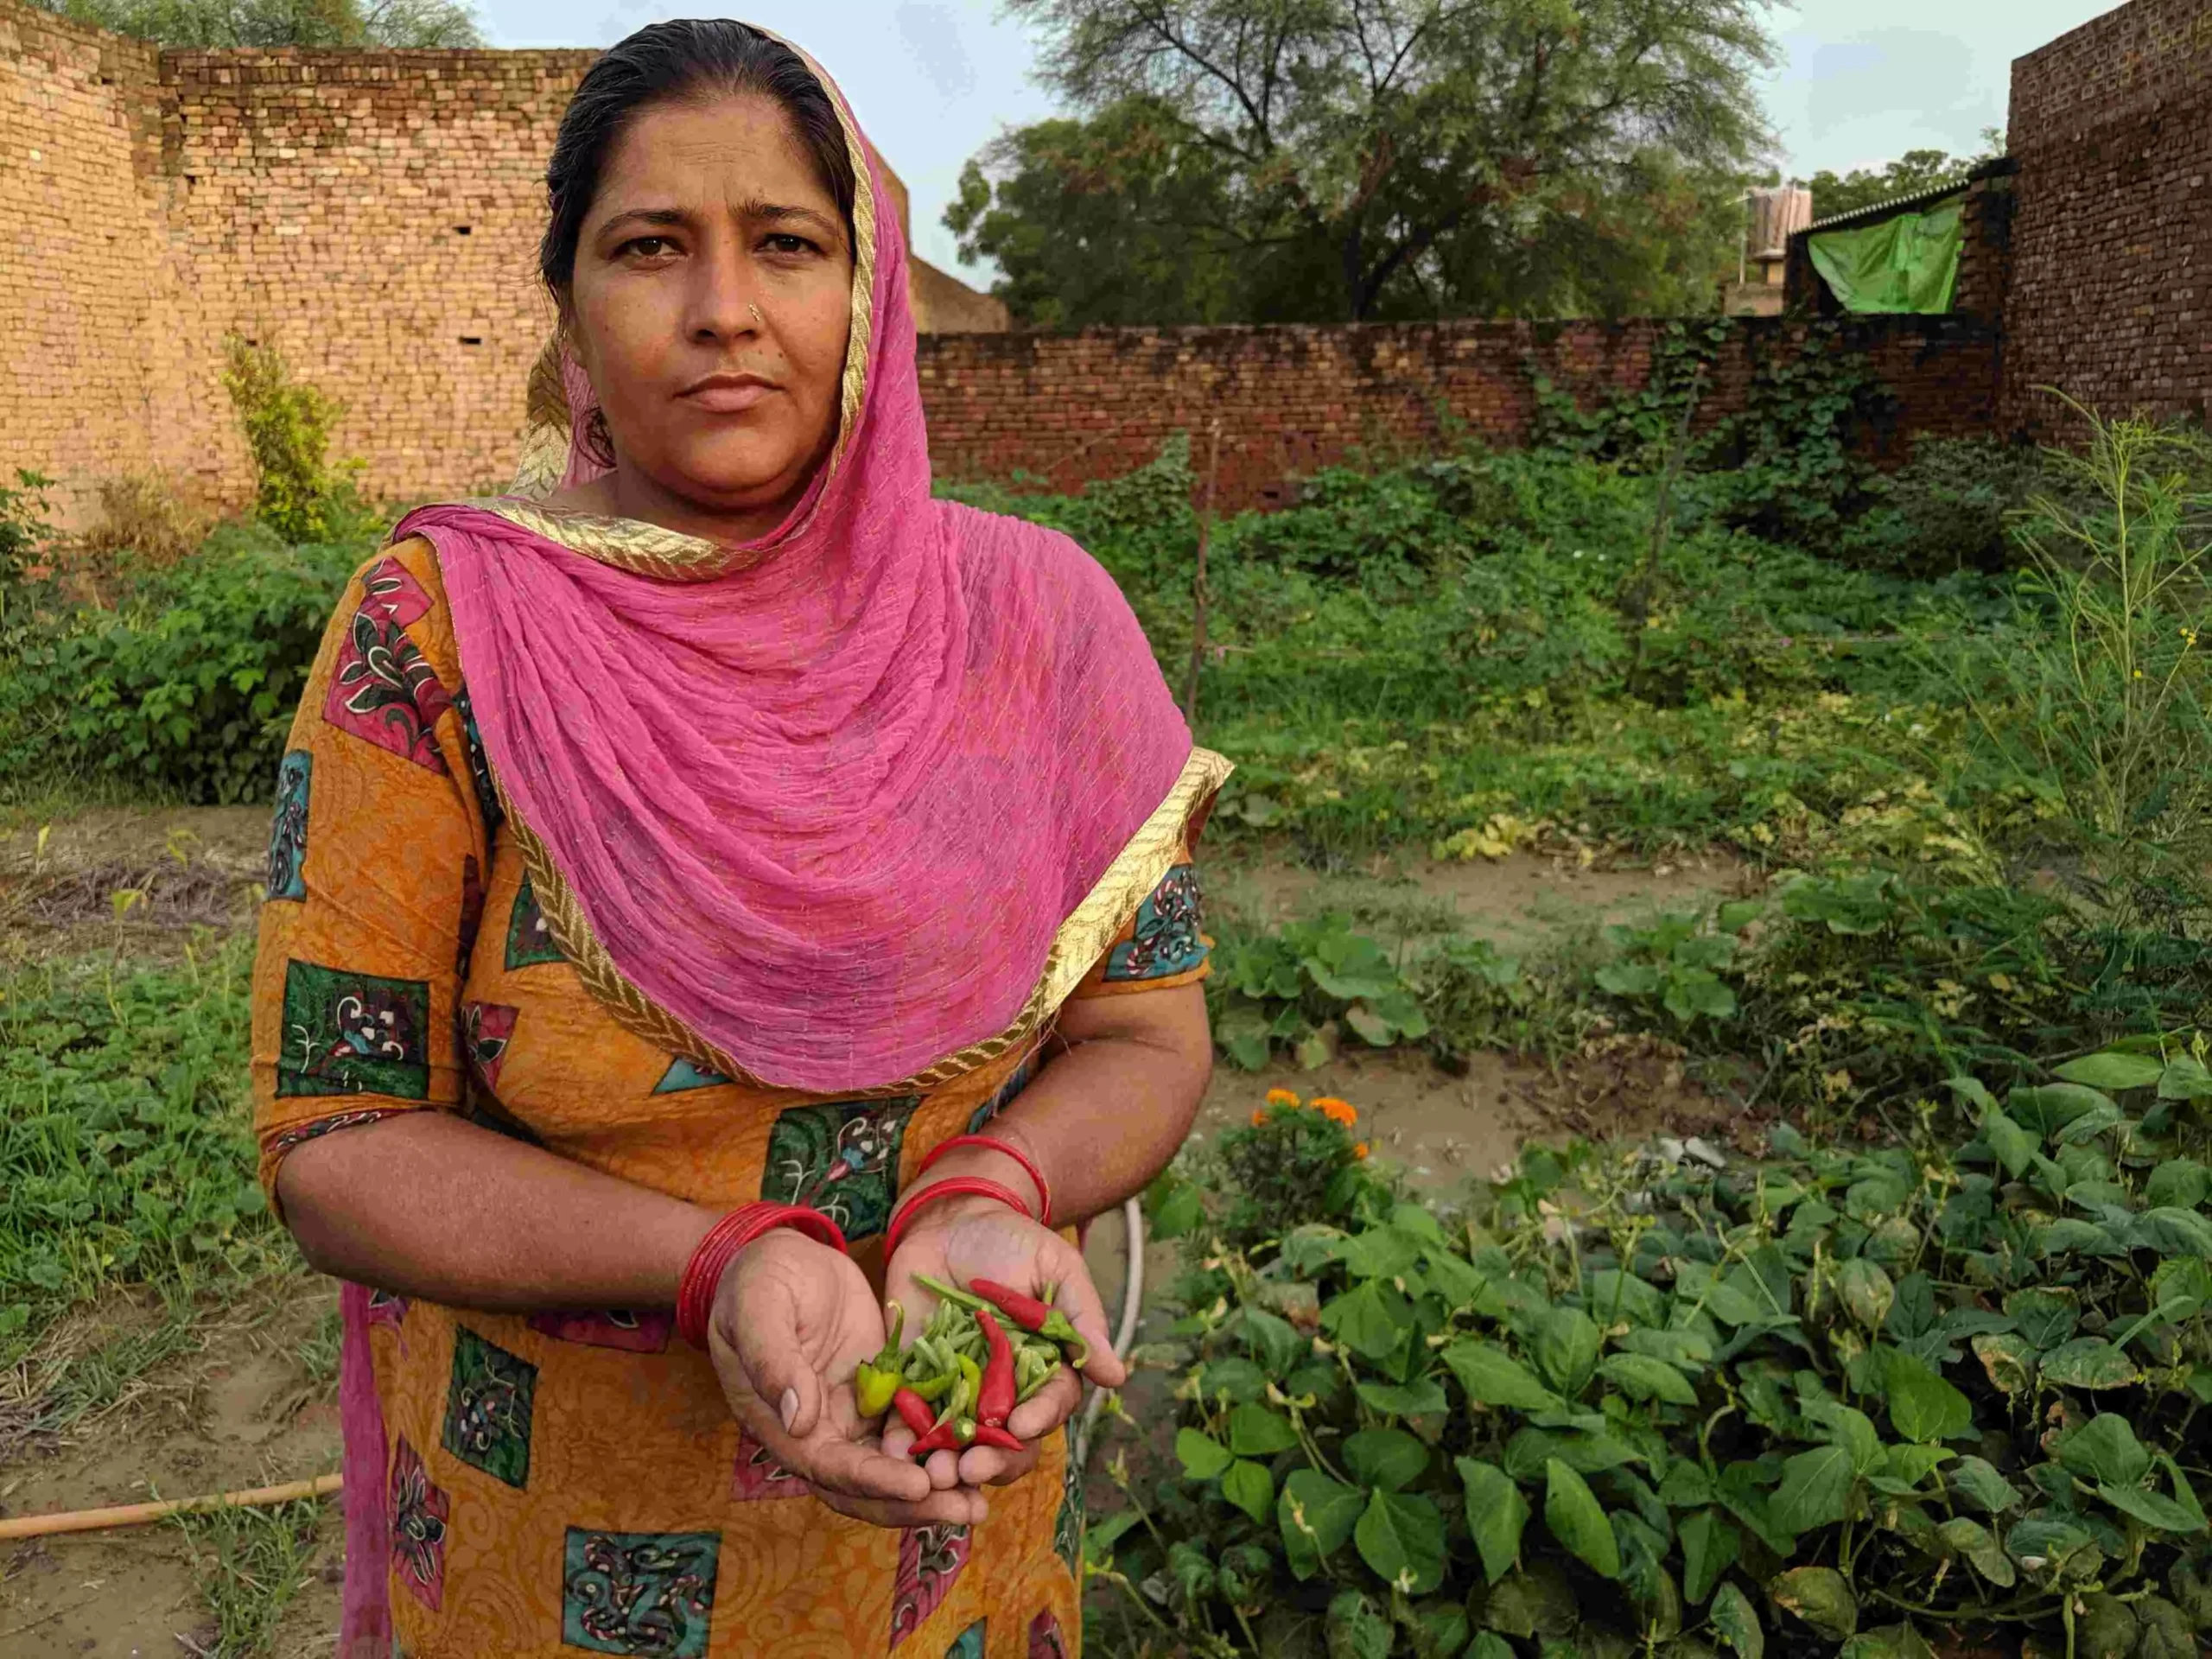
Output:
[1078, 1195, 1146, 1449]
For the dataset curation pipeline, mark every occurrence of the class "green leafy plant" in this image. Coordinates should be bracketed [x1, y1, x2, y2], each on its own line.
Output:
[0, 933, 283, 1365]
[0, 527, 361, 803]
[223, 336, 370, 544]
[1593, 904, 1762, 1028]
[1211, 917, 1430, 1070]
[1099, 1050, 2212, 1656]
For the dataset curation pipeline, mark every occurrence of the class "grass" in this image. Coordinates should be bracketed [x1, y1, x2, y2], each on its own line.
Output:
[167, 1494, 328, 1658]
[0, 929, 286, 1366]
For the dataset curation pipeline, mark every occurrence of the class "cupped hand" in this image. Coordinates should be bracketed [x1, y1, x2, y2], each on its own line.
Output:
[709, 1229, 986, 1528]
[881, 1195, 1128, 1491]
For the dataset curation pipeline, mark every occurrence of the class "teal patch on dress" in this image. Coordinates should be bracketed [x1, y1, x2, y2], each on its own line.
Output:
[965, 1048, 1039, 1135]
[653, 1057, 734, 1095]
[440, 1325, 537, 1489]
[1103, 864, 1205, 981]
[946, 1619, 987, 1659]
[561, 1529, 720, 1656]
[266, 750, 311, 900]
[505, 876, 563, 969]
[761, 1096, 923, 1242]
[452, 684, 504, 836]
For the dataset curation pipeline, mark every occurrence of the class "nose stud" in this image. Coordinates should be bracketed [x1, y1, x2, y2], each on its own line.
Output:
[748, 302, 764, 327]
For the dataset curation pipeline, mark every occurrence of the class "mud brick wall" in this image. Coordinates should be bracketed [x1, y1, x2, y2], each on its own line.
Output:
[2005, 0, 2212, 431]
[0, 5, 238, 520]
[0, 0, 588, 524]
[916, 317, 2004, 512]
[158, 45, 588, 504]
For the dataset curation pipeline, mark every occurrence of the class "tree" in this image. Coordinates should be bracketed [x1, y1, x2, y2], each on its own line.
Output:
[39, 0, 481, 48]
[948, 0, 1777, 326]
[1801, 131, 2005, 222]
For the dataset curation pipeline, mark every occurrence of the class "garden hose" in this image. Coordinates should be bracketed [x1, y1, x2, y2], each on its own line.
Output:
[0, 1472, 342, 1541]
[1077, 1194, 1146, 1452]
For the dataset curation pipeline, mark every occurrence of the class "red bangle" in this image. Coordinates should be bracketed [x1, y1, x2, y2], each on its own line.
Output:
[917, 1134, 1055, 1228]
[676, 1202, 847, 1349]
[882, 1175, 1031, 1262]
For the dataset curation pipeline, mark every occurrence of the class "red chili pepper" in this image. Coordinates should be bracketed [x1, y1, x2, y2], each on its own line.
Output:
[890, 1388, 938, 1440]
[908, 1421, 961, 1458]
[974, 1308, 1017, 1429]
[969, 1277, 1052, 1327]
[969, 1278, 1089, 1364]
[970, 1423, 1024, 1452]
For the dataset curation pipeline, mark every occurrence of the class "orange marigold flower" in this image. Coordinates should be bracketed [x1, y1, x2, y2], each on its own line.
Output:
[1312, 1096, 1356, 1125]
[1249, 1109, 1269, 1127]
[1353, 1142, 1370, 1160]
[1265, 1088, 1300, 1109]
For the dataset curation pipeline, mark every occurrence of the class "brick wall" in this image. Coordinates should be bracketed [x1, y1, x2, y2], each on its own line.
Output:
[0, 0, 2101, 524]
[0, 0, 587, 523]
[0, 5, 237, 520]
[2004, 0, 2212, 430]
[917, 317, 2004, 511]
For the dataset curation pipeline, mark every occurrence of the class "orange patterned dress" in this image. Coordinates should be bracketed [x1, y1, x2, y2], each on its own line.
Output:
[251, 536, 1214, 1659]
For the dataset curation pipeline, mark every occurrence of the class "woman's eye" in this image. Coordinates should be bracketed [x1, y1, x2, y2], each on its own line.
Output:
[623, 236, 676, 258]
[762, 233, 817, 257]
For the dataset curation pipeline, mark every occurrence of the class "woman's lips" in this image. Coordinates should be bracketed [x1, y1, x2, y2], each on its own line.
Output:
[683, 380, 774, 413]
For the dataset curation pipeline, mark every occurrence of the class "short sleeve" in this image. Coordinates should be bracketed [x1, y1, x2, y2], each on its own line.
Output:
[250, 537, 493, 1198]
[1070, 846, 1210, 998]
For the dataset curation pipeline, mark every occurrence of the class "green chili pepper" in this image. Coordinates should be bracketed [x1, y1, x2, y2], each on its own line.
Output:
[915, 1273, 989, 1313]
[906, 1370, 954, 1404]
[852, 1302, 906, 1418]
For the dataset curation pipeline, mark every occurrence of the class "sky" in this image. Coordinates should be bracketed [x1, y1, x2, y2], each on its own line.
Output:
[470, 0, 2126, 281]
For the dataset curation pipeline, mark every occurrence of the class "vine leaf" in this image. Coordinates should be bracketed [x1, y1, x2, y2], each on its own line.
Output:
[1542, 1457, 1618, 1579]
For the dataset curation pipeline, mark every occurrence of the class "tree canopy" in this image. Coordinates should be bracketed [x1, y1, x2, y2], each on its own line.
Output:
[1800, 134, 2004, 222]
[39, 0, 480, 48]
[947, 0, 1777, 327]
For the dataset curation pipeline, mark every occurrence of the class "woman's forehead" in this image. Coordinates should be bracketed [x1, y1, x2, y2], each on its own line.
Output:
[594, 95, 836, 207]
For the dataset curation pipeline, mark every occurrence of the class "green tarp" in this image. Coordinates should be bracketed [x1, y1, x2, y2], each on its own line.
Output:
[1806, 199, 1964, 315]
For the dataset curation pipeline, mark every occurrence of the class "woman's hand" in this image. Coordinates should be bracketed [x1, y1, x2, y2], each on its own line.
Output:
[881, 1196, 1128, 1491]
[709, 1229, 987, 1528]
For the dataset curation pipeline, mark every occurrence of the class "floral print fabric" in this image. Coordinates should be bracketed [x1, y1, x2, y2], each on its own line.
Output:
[251, 541, 1213, 1656]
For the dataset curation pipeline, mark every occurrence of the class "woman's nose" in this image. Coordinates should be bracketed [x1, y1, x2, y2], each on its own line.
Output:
[687, 242, 763, 343]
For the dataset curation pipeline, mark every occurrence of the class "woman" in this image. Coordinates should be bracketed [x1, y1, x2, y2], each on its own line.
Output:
[251, 20, 1224, 1657]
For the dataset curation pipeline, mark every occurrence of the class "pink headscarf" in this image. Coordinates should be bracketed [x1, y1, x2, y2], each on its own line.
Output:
[394, 68, 1193, 1095]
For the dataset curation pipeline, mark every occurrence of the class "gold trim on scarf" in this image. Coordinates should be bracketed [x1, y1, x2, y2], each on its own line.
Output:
[504, 747, 1233, 1099]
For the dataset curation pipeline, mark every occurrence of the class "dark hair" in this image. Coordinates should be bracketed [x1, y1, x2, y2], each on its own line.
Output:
[539, 20, 856, 302]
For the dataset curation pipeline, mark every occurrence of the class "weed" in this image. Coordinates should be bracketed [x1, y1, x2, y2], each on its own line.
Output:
[0, 931, 284, 1366]
[80, 472, 215, 568]
[168, 1494, 327, 1657]
[1945, 407, 2212, 888]
[222, 337, 370, 545]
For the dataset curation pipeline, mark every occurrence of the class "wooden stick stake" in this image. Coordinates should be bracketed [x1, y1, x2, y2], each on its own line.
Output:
[0, 1471, 341, 1541]
[1185, 421, 1223, 722]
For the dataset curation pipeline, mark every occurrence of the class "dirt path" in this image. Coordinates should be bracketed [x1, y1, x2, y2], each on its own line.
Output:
[1209, 842, 1749, 951]
[0, 1292, 343, 1658]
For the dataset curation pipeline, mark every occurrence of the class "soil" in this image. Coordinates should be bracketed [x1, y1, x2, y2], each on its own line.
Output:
[2, 807, 1758, 1656]
[0, 1291, 343, 1658]
[0, 807, 268, 963]
[1210, 844, 1751, 951]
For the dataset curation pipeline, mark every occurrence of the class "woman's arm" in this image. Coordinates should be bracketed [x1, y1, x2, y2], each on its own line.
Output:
[277, 1110, 716, 1310]
[923, 979, 1212, 1226]
[281, 1111, 982, 1527]
[880, 979, 1211, 1490]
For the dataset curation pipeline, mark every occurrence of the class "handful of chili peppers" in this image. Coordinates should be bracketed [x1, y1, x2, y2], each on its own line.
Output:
[852, 1274, 1088, 1459]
